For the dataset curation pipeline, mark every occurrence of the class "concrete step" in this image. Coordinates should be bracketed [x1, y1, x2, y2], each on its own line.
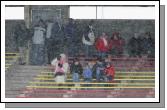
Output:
[18, 89, 155, 98]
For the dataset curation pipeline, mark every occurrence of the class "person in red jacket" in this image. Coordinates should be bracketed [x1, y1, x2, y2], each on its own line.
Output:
[95, 32, 110, 58]
[109, 32, 125, 56]
[104, 62, 115, 82]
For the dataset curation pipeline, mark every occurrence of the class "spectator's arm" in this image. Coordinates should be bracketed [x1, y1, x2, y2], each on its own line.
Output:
[62, 63, 69, 73]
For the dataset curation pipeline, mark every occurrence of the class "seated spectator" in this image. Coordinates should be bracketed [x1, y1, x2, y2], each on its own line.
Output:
[104, 62, 115, 82]
[95, 32, 110, 58]
[92, 57, 105, 82]
[83, 62, 93, 89]
[128, 33, 142, 57]
[104, 54, 112, 65]
[109, 32, 125, 56]
[51, 53, 69, 83]
[70, 58, 83, 84]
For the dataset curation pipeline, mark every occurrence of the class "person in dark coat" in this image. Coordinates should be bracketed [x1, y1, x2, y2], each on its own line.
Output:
[64, 18, 76, 57]
[14, 22, 29, 65]
[70, 58, 83, 82]
[92, 57, 105, 82]
[45, 19, 54, 64]
[128, 33, 142, 57]
[49, 19, 62, 61]
[142, 32, 155, 57]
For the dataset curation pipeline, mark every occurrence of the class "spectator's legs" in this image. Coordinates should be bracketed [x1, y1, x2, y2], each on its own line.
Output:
[18, 46, 26, 65]
[96, 69, 101, 82]
[72, 73, 80, 90]
[30, 44, 38, 65]
[73, 73, 80, 82]
[84, 45, 89, 58]
[37, 44, 45, 65]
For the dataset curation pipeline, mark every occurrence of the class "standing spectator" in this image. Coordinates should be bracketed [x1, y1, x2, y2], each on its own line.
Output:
[31, 19, 46, 65]
[14, 22, 29, 65]
[142, 32, 155, 57]
[64, 18, 76, 57]
[128, 33, 142, 57]
[83, 62, 93, 89]
[82, 20, 95, 57]
[51, 18, 62, 59]
[45, 19, 54, 64]
[95, 32, 110, 58]
[119, 35, 125, 56]
[109, 32, 125, 56]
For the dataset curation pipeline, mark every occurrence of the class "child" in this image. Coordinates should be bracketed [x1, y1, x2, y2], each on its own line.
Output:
[104, 62, 115, 82]
[83, 62, 93, 90]
[70, 58, 83, 82]
[92, 57, 105, 82]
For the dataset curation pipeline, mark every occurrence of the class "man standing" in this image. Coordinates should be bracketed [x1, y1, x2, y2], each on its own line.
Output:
[45, 19, 54, 64]
[51, 18, 63, 58]
[64, 18, 76, 57]
[31, 19, 46, 65]
[14, 22, 29, 65]
[128, 33, 142, 57]
[82, 20, 95, 57]
[142, 32, 155, 57]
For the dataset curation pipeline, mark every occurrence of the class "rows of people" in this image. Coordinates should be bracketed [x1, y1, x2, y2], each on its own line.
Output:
[13, 18, 155, 65]
[51, 54, 115, 87]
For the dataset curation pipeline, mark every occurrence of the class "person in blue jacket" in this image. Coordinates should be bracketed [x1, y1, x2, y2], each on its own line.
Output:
[83, 62, 93, 90]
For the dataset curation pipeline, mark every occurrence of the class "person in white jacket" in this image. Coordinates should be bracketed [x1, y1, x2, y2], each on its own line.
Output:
[31, 19, 46, 65]
[82, 21, 95, 57]
[51, 53, 69, 83]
